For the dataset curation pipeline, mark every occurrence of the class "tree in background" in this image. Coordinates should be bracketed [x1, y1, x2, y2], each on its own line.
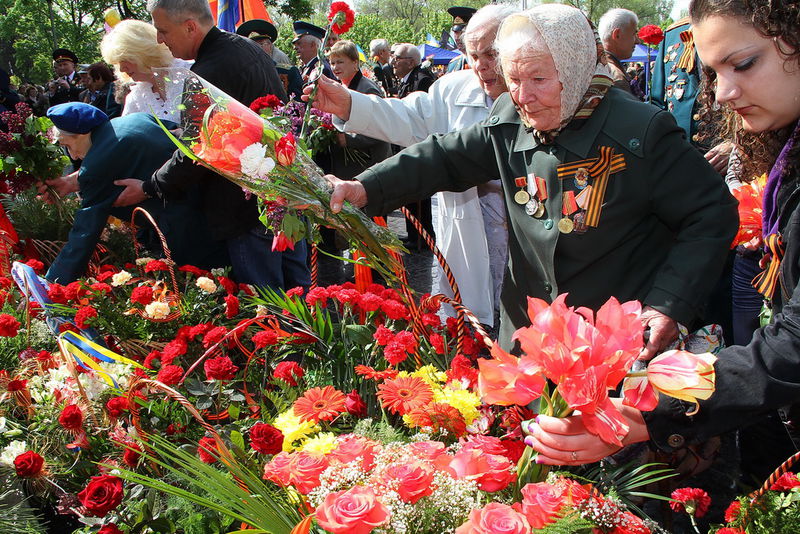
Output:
[550, 0, 672, 26]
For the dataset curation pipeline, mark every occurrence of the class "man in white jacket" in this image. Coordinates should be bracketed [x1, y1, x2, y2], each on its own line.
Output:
[307, 4, 516, 328]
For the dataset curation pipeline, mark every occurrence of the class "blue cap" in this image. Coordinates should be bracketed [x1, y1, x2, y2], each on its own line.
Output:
[47, 103, 109, 134]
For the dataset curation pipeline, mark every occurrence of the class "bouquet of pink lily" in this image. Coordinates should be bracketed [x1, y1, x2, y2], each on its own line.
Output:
[149, 66, 402, 279]
[477, 294, 716, 455]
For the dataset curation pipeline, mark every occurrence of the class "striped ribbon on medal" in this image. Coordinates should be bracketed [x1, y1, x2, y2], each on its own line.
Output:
[562, 190, 578, 215]
[557, 147, 626, 227]
[676, 29, 696, 73]
[752, 233, 784, 299]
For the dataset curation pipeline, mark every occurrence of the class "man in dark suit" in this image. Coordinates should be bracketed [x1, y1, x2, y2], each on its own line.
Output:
[49, 48, 82, 107]
[392, 43, 434, 98]
[114, 0, 309, 290]
[292, 21, 335, 82]
[369, 38, 394, 96]
[390, 43, 436, 246]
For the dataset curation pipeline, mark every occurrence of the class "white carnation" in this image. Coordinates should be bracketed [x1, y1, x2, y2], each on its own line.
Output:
[0, 440, 27, 467]
[239, 143, 275, 179]
[196, 276, 217, 293]
[145, 301, 171, 319]
[111, 271, 132, 286]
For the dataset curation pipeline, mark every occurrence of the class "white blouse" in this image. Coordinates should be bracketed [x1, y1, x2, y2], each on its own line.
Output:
[122, 59, 192, 123]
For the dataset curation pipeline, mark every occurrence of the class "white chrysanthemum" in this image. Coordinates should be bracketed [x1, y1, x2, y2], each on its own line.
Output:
[135, 257, 154, 266]
[0, 440, 27, 467]
[239, 143, 275, 180]
[145, 301, 170, 319]
[111, 271, 132, 286]
[79, 372, 109, 400]
[196, 276, 217, 293]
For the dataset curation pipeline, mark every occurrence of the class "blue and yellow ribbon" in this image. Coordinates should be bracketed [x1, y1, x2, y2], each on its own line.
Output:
[58, 331, 144, 387]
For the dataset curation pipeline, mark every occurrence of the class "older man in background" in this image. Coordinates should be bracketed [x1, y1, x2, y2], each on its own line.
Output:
[370, 38, 394, 95]
[293, 21, 335, 81]
[598, 8, 639, 97]
[306, 4, 516, 328]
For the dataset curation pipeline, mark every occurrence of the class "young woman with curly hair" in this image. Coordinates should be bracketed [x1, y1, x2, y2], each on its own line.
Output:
[525, 0, 800, 481]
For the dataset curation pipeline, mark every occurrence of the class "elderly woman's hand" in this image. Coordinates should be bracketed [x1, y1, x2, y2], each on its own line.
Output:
[302, 75, 353, 121]
[522, 399, 650, 465]
[38, 172, 79, 203]
[326, 174, 367, 213]
[113, 179, 148, 207]
[639, 306, 679, 361]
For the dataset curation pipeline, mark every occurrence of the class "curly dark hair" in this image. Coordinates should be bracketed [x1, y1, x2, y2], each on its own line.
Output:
[690, 0, 800, 182]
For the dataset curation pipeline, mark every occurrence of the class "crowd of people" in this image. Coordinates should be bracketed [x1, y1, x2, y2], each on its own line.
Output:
[3, 0, 800, 529]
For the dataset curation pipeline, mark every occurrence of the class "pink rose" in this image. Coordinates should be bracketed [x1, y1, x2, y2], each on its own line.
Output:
[407, 440, 449, 462]
[315, 486, 390, 534]
[289, 451, 329, 494]
[449, 449, 516, 492]
[378, 462, 434, 503]
[330, 434, 381, 471]
[263, 451, 293, 488]
[455, 502, 530, 534]
[514, 482, 565, 528]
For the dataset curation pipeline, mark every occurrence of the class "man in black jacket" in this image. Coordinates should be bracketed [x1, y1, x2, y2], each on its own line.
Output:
[115, 0, 309, 290]
[392, 43, 435, 98]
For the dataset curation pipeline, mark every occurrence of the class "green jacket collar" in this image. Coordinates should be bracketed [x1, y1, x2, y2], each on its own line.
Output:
[488, 92, 612, 159]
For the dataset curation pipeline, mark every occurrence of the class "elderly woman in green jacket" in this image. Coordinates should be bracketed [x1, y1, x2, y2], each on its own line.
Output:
[318, 3, 738, 355]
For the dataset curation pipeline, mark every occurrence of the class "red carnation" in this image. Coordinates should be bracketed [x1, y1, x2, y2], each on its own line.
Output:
[78, 475, 124, 517]
[770, 471, 800, 491]
[670, 487, 711, 518]
[98, 525, 125, 534]
[14, 450, 45, 478]
[144, 259, 169, 273]
[724, 500, 742, 523]
[106, 396, 130, 418]
[130, 286, 154, 306]
[178, 265, 208, 277]
[202, 326, 227, 348]
[161, 339, 187, 365]
[224, 294, 240, 319]
[0, 276, 11, 289]
[58, 404, 84, 431]
[197, 436, 219, 463]
[328, 1, 355, 34]
[64, 281, 87, 302]
[253, 329, 280, 348]
[218, 276, 237, 295]
[249, 422, 284, 455]
[47, 284, 68, 304]
[204, 355, 239, 381]
[305, 286, 330, 307]
[0, 313, 20, 337]
[638, 24, 665, 46]
[90, 282, 112, 295]
[156, 364, 184, 385]
[273, 361, 304, 386]
[249, 94, 283, 113]
[344, 389, 367, 418]
[74, 306, 98, 330]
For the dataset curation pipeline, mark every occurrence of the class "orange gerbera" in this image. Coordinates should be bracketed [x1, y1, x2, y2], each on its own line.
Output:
[293, 386, 346, 423]
[355, 365, 399, 381]
[406, 402, 467, 437]
[377, 376, 434, 415]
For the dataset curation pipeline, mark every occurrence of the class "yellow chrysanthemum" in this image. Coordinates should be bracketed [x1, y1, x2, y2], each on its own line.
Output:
[434, 388, 481, 425]
[273, 409, 320, 451]
[411, 365, 447, 385]
[300, 432, 338, 455]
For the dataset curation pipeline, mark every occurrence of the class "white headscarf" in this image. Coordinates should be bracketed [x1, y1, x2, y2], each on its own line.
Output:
[498, 4, 611, 126]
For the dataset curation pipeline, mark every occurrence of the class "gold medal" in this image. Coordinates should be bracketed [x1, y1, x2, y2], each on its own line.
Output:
[514, 189, 531, 205]
[557, 217, 574, 234]
[533, 201, 546, 218]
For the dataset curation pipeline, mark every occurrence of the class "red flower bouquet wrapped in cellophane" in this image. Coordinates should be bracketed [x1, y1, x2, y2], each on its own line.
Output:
[150, 67, 403, 279]
[730, 173, 766, 248]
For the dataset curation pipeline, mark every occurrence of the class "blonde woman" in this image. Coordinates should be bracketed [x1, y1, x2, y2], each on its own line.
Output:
[101, 19, 190, 122]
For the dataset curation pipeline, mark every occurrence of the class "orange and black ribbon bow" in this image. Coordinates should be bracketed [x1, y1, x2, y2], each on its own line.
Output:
[753, 233, 784, 299]
[557, 147, 625, 227]
[675, 29, 696, 73]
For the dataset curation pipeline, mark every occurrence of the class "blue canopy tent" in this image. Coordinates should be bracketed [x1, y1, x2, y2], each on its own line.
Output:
[620, 44, 658, 99]
[417, 44, 459, 66]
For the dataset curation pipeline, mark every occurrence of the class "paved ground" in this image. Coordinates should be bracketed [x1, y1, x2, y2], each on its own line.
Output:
[317, 209, 438, 294]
